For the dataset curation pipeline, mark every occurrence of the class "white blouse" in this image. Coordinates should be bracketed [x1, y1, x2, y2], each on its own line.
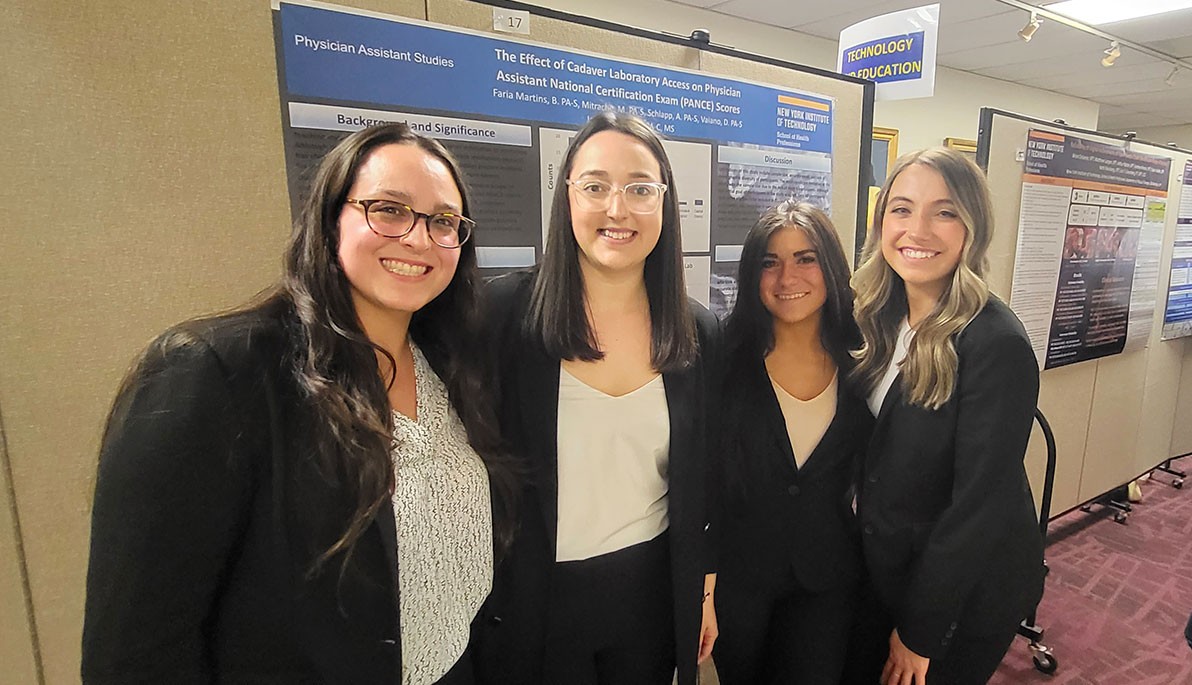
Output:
[868, 317, 915, 416]
[391, 344, 492, 685]
[555, 367, 670, 562]
[771, 372, 838, 469]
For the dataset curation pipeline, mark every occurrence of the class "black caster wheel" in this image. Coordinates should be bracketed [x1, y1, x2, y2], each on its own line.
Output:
[1032, 652, 1058, 674]
[1174, 479, 1184, 489]
[1079, 504, 1092, 512]
[1113, 511, 1128, 524]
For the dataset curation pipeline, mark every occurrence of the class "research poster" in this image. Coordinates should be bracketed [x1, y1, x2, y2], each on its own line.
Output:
[1162, 161, 1192, 340]
[1009, 129, 1170, 370]
[273, 1, 837, 314]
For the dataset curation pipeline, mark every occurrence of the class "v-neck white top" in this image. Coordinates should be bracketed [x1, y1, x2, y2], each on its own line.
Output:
[390, 344, 492, 685]
[868, 317, 915, 416]
[555, 366, 670, 562]
[771, 372, 838, 469]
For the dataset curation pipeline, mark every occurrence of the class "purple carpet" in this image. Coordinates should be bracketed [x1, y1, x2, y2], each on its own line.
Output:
[991, 462, 1192, 684]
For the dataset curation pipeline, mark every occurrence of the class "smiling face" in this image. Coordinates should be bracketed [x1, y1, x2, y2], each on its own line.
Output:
[567, 130, 664, 278]
[337, 142, 463, 332]
[880, 163, 967, 303]
[759, 225, 827, 331]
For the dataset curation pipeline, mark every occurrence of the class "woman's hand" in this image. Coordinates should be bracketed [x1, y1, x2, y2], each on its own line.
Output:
[881, 629, 929, 685]
[698, 573, 718, 664]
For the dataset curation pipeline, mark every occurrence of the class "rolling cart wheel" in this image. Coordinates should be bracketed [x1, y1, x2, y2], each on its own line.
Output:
[1079, 504, 1092, 512]
[1113, 511, 1128, 524]
[1174, 478, 1184, 489]
[1032, 652, 1058, 674]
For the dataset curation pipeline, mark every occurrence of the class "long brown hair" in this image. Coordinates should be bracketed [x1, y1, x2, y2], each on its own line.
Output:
[105, 124, 517, 578]
[291, 123, 522, 571]
[526, 111, 698, 371]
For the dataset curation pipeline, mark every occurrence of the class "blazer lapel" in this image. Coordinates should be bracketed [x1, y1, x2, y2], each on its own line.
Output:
[662, 363, 695, 531]
[753, 361, 800, 479]
[374, 498, 400, 606]
[519, 345, 561, 560]
[797, 378, 851, 478]
[865, 372, 902, 468]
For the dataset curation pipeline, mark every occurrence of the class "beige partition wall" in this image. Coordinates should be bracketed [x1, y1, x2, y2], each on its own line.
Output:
[1, 412, 40, 685]
[980, 111, 1192, 517]
[1172, 340, 1192, 458]
[2, 0, 868, 680]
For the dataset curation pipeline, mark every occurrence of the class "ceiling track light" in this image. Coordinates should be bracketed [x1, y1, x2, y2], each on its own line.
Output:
[1018, 11, 1042, 41]
[1101, 40, 1121, 67]
[1165, 66, 1180, 86]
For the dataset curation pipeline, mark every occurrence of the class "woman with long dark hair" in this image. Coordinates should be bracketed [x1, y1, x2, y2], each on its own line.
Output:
[82, 123, 516, 684]
[473, 111, 719, 685]
[712, 202, 873, 683]
[852, 149, 1045, 685]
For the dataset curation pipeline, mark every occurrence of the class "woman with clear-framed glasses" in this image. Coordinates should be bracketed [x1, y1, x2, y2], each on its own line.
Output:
[473, 111, 720, 685]
[82, 123, 518, 685]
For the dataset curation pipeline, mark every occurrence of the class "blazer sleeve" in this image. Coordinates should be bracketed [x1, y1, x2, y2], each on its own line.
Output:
[694, 306, 723, 575]
[897, 328, 1040, 658]
[82, 336, 257, 684]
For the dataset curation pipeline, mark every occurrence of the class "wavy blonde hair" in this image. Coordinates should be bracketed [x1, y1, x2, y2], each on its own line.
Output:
[852, 148, 992, 409]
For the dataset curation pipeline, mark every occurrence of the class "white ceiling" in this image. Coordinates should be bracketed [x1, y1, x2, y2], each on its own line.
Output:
[670, 0, 1192, 132]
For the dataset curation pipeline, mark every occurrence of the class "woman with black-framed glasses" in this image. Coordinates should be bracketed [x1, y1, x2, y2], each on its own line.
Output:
[82, 123, 518, 685]
[473, 111, 719, 685]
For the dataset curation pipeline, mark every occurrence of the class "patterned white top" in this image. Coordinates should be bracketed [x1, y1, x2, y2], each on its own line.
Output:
[391, 344, 492, 685]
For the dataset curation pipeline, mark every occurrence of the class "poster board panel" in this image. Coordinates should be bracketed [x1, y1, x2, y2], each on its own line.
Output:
[278, 0, 865, 316]
[699, 51, 864, 265]
[980, 109, 1190, 514]
[1173, 343, 1192, 458]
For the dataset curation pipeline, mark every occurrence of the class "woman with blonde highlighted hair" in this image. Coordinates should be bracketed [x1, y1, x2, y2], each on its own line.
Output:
[851, 148, 1045, 685]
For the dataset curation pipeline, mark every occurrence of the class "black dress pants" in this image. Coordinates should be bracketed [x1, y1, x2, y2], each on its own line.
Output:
[714, 572, 857, 685]
[542, 533, 675, 685]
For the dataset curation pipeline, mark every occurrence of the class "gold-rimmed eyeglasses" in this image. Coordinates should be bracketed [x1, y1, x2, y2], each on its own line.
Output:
[566, 179, 668, 214]
[345, 198, 474, 248]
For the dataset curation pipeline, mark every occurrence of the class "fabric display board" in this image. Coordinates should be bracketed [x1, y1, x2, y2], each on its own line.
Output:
[1162, 161, 1192, 340]
[273, 0, 851, 315]
[1008, 129, 1170, 370]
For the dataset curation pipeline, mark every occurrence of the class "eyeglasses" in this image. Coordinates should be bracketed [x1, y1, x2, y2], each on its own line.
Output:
[566, 179, 668, 214]
[345, 198, 474, 248]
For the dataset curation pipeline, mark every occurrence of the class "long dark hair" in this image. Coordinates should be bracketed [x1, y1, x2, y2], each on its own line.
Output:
[282, 123, 518, 572]
[525, 111, 697, 371]
[105, 124, 517, 577]
[724, 201, 859, 371]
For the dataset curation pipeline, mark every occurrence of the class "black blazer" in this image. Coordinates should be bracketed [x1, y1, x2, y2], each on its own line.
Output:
[472, 271, 719, 685]
[857, 297, 1046, 660]
[715, 354, 873, 594]
[82, 302, 403, 684]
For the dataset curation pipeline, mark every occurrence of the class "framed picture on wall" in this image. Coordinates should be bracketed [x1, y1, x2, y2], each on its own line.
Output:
[944, 137, 978, 162]
[871, 126, 899, 187]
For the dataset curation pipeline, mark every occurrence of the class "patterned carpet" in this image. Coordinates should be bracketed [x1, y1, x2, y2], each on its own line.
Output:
[991, 460, 1192, 684]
